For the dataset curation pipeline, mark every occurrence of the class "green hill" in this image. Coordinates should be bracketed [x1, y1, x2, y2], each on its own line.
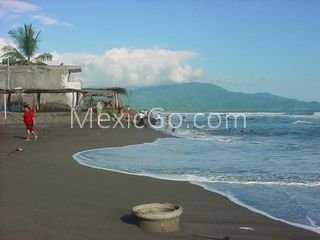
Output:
[124, 82, 320, 111]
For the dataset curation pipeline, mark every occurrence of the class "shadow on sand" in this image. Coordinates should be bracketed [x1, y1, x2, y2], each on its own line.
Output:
[120, 214, 138, 225]
[14, 135, 25, 140]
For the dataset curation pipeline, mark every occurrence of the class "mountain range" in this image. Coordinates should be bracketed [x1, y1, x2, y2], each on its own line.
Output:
[124, 82, 320, 111]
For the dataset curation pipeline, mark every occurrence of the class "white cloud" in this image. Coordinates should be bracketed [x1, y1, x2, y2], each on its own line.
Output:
[0, 37, 15, 52]
[194, 68, 204, 78]
[0, 38, 203, 87]
[0, 37, 11, 48]
[51, 48, 204, 87]
[0, 0, 40, 15]
[32, 15, 75, 29]
[0, 0, 74, 29]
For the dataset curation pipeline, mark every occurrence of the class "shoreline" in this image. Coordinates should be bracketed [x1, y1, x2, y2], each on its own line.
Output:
[73, 146, 320, 235]
[1, 122, 319, 239]
[196, 183, 320, 235]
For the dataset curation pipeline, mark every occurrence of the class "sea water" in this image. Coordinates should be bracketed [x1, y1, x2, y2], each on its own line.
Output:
[73, 111, 320, 234]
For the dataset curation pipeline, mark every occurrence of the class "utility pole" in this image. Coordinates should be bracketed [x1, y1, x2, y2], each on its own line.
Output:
[3, 58, 10, 120]
[8, 57, 10, 89]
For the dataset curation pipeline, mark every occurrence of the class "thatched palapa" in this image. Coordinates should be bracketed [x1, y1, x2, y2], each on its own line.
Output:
[0, 87, 127, 119]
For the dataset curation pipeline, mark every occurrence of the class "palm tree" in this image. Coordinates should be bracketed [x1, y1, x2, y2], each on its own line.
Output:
[1, 24, 52, 65]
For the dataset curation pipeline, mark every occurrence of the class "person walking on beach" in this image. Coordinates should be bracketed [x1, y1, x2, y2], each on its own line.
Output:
[96, 100, 103, 119]
[23, 105, 38, 141]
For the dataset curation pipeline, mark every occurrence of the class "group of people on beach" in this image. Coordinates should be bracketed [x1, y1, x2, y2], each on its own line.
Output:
[21, 103, 256, 141]
[95, 99, 137, 125]
[163, 115, 188, 132]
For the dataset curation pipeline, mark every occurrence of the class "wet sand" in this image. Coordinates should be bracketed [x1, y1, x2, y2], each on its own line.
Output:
[0, 123, 319, 240]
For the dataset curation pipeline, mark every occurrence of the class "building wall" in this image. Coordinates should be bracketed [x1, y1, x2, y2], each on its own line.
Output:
[0, 65, 82, 109]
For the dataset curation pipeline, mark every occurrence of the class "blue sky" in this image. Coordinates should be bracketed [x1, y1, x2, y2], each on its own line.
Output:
[0, 0, 319, 101]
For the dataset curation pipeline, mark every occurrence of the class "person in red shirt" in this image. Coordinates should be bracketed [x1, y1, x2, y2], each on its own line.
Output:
[23, 105, 38, 141]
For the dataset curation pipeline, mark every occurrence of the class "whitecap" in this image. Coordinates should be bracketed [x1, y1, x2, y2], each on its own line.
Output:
[293, 120, 320, 125]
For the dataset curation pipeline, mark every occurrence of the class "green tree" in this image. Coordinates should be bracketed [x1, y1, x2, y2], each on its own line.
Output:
[1, 24, 52, 65]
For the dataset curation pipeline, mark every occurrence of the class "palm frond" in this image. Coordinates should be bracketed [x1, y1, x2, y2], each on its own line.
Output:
[1, 45, 26, 62]
[35, 53, 52, 62]
[8, 24, 40, 63]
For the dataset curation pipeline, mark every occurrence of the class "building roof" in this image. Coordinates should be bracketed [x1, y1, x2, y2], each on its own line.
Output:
[0, 87, 127, 97]
[82, 87, 127, 95]
[0, 65, 82, 73]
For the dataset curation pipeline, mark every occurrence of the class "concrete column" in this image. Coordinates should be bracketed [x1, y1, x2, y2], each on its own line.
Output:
[37, 93, 41, 111]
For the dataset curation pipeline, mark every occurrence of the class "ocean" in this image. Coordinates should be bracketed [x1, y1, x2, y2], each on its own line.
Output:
[73, 111, 320, 234]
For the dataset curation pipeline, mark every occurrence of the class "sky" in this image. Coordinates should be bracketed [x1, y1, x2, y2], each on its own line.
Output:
[0, 0, 319, 102]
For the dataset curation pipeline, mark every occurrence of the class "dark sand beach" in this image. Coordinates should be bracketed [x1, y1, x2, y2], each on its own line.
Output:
[1, 122, 319, 240]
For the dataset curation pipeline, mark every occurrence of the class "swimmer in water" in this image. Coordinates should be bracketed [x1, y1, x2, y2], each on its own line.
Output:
[240, 129, 254, 134]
